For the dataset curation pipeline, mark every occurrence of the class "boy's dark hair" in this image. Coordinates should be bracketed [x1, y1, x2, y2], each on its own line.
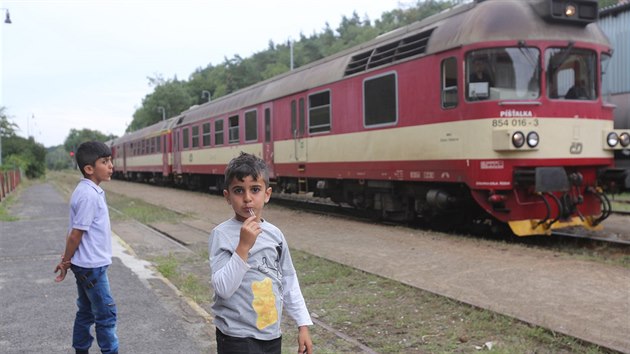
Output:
[224, 152, 269, 190]
[76, 141, 112, 177]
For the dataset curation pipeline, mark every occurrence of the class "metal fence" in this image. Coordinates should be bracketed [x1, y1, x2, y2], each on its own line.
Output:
[0, 169, 21, 202]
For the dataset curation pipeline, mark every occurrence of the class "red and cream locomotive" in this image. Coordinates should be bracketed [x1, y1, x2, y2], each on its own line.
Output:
[110, 0, 630, 236]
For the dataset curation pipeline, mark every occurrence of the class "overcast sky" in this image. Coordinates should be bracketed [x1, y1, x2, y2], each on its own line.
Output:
[1, 0, 405, 147]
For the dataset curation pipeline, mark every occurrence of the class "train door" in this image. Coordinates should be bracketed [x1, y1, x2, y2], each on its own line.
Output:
[263, 104, 275, 178]
[291, 96, 307, 162]
[173, 128, 182, 174]
[161, 134, 169, 176]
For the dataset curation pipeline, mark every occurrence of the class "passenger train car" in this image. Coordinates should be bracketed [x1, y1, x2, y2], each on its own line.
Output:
[110, 0, 630, 236]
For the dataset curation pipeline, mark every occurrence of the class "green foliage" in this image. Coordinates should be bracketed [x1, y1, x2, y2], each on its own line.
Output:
[63, 128, 117, 153]
[599, 0, 621, 9]
[127, 1, 457, 131]
[0, 107, 46, 178]
[1, 134, 46, 178]
[0, 107, 19, 137]
[127, 76, 195, 132]
[46, 145, 74, 170]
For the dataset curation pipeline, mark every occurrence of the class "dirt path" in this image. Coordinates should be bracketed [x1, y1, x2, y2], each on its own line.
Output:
[103, 180, 630, 353]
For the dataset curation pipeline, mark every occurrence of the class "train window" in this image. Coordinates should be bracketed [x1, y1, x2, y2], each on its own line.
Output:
[601, 53, 612, 104]
[441, 57, 458, 109]
[245, 110, 258, 142]
[202, 123, 211, 146]
[228, 115, 239, 144]
[192, 125, 200, 148]
[363, 72, 398, 127]
[309, 90, 331, 134]
[466, 47, 540, 101]
[215, 119, 224, 145]
[156, 136, 161, 153]
[183, 128, 190, 149]
[546, 47, 596, 100]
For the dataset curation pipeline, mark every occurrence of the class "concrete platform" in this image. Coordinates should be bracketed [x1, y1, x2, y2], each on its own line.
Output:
[0, 183, 214, 354]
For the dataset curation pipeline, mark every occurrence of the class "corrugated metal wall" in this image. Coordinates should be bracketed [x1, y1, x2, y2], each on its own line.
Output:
[599, 4, 630, 95]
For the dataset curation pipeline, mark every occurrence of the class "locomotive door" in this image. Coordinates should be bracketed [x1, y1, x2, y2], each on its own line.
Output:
[292, 97, 307, 162]
[173, 128, 182, 174]
[262, 104, 275, 177]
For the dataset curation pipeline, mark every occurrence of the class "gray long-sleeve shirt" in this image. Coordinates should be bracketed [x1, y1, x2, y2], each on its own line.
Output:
[209, 217, 312, 340]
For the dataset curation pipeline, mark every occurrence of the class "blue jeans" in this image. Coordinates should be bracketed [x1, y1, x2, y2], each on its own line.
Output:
[71, 265, 119, 354]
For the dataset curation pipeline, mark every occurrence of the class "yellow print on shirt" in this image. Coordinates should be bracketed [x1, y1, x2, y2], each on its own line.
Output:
[251, 277, 278, 329]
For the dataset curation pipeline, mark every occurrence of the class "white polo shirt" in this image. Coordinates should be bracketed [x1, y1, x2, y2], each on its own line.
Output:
[68, 178, 112, 268]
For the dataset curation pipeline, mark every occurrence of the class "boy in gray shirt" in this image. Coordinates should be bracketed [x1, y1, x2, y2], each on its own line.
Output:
[209, 152, 313, 354]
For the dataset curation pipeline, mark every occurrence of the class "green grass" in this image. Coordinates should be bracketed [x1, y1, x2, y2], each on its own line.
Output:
[610, 192, 630, 212]
[0, 192, 19, 221]
[287, 249, 618, 353]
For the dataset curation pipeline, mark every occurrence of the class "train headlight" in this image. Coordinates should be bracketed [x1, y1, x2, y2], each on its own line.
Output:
[526, 131, 539, 148]
[564, 4, 576, 17]
[619, 133, 630, 148]
[512, 131, 525, 148]
[606, 132, 619, 147]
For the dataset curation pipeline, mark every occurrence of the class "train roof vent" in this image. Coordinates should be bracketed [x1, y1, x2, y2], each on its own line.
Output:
[344, 28, 434, 76]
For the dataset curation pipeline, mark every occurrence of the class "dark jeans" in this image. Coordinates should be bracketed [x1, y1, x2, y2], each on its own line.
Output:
[216, 328, 281, 354]
[71, 265, 119, 354]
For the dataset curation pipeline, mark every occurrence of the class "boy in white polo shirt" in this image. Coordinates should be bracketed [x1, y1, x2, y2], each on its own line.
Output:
[54, 141, 118, 354]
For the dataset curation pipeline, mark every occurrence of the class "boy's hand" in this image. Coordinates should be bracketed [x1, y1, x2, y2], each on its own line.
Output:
[54, 263, 68, 282]
[297, 326, 313, 354]
[236, 214, 261, 261]
[54, 255, 71, 282]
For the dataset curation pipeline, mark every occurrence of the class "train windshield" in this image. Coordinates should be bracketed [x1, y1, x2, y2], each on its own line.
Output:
[466, 47, 540, 101]
[546, 47, 597, 100]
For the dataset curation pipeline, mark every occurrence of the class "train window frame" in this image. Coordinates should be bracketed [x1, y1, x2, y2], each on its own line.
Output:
[228, 115, 239, 144]
[363, 71, 398, 128]
[182, 128, 190, 150]
[244, 109, 258, 142]
[215, 119, 224, 146]
[202, 122, 211, 147]
[546, 47, 597, 101]
[308, 89, 332, 134]
[192, 125, 200, 149]
[441, 57, 458, 109]
[466, 47, 540, 101]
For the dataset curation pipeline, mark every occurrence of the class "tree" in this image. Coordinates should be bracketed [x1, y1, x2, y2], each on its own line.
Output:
[2, 107, 46, 178]
[63, 128, 116, 154]
[127, 76, 195, 132]
[46, 145, 74, 170]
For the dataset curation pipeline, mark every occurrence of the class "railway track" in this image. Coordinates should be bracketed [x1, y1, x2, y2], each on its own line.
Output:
[272, 192, 630, 246]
